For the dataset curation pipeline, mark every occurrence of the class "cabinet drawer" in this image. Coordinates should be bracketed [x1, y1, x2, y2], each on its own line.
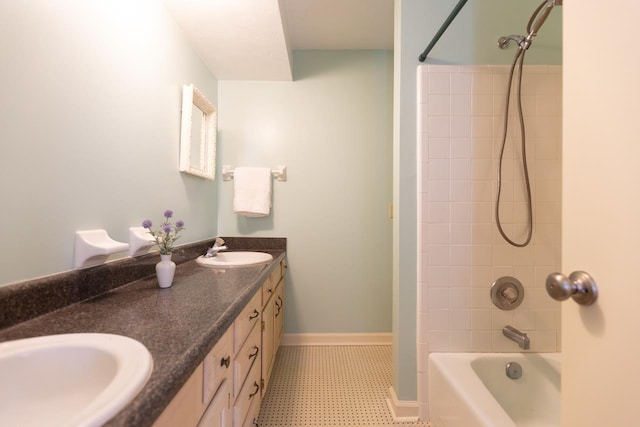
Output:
[233, 319, 261, 399]
[198, 378, 231, 427]
[233, 358, 262, 427]
[233, 290, 262, 355]
[203, 325, 233, 405]
[269, 265, 281, 289]
[241, 390, 260, 427]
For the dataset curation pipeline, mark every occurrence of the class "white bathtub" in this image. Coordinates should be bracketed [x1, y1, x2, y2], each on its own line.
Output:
[428, 352, 561, 427]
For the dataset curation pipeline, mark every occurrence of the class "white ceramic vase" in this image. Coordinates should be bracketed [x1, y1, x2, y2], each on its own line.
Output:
[156, 254, 176, 288]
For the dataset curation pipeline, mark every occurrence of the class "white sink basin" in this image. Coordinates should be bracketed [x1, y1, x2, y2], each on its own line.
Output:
[0, 333, 153, 427]
[196, 251, 273, 267]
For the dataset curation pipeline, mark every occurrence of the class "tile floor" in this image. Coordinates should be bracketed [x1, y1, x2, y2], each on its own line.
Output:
[257, 346, 429, 427]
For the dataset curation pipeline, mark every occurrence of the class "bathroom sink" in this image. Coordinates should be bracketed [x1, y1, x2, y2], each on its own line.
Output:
[196, 251, 273, 267]
[0, 333, 153, 427]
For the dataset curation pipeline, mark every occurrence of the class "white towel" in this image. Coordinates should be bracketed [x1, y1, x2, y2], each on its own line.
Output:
[233, 167, 272, 217]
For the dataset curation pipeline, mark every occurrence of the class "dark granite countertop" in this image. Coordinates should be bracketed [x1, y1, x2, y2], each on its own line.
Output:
[0, 242, 285, 427]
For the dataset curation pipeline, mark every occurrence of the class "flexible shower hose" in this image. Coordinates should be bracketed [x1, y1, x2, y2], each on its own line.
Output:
[495, 48, 533, 247]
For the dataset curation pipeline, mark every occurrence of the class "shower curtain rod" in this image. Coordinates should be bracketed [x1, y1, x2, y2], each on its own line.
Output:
[418, 0, 469, 62]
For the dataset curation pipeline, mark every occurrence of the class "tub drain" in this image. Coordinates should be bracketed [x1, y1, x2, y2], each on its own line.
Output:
[506, 361, 523, 379]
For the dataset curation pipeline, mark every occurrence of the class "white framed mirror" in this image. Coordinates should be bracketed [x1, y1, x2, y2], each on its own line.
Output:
[179, 84, 216, 180]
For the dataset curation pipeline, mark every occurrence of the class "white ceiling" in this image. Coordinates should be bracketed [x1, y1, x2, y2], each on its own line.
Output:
[163, 0, 394, 81]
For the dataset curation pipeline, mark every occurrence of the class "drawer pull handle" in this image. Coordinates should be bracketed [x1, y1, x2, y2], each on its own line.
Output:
[249, 381, 260, 399]
[267, 288, 273, 294]
[248, 309, 259, 320]
[249, 346, 259, 360]
[220, 356, 231, 369]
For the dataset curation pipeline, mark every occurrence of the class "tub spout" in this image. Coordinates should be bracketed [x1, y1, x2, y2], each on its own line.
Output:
[503, 325, 530, 350]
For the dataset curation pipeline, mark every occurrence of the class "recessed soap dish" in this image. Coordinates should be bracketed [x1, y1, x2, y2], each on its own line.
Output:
[128, 227, 156, 257]
[74, 230, 129, 269]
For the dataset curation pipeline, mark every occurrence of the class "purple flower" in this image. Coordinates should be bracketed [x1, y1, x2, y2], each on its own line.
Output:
[140, 211, 184, 255]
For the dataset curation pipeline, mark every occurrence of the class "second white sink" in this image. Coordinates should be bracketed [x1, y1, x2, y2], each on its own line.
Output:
[0, 333, 153, 427]
[196, 251, 273, 267]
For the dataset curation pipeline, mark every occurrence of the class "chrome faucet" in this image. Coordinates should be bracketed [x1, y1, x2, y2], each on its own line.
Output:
[203, 237, 227, 258]
[503, 325, 530, 350]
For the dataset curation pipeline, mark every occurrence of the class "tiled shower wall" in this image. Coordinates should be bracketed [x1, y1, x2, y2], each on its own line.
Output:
[416, 64, 562, 417]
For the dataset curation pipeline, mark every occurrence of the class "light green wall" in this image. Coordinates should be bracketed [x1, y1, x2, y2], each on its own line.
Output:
[0, 0, 218, 286]
[393, 0, 562, 403]
[419, 0, 562, 65]
[217, 50, 394, 334]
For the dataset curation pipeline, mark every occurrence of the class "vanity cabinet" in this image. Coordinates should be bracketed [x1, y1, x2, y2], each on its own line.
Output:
[261, 260, 286, 397]
[153, 324, 233, 427]
[232, 290, 262, 427]
[152, 258, 286, 427]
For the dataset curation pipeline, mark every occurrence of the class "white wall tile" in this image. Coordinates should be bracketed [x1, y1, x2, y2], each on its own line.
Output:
[418, 65, 562, 358]
[450, 202, 471, 223]
[492, 330, 517, 352]
[428, 116, 451, 138]
[533, 331, 557, 352]
[471, 245, 492, 266]
[450, 159, 471, 181]
[450, 138, 471, 158]
[471, 308, 492, 327]
[450, 181, 471, 202]
[451, 116, 472, 138]
[449, 330, 472, 351]
[450, 245, 471, 266]
[449, 309, 471, 329]
[471, 331, 493, 352]
[428, 287, 450, 309]
[428, 201, 449, 223]
[428, 159, 450, 180]
[428, 309, 450, 330]
[472, 73, 493, 95]
[514, 309, 536, 330]
[429, 138, 451, 160]
[449, 289, 471, 309]
[451, 223, 472, 244]
[428, 181, 450, 202]
[428, 331, 450, 352]
[428, 73, 450, 95]
[429, 245, 450, 267]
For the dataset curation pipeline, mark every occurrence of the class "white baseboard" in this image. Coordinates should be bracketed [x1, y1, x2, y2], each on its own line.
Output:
[281, 333, 392, 346]
[386, 386, 420, 422]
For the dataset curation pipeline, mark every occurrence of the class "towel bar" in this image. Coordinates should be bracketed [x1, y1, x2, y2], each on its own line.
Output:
[221, 165, 287, 182]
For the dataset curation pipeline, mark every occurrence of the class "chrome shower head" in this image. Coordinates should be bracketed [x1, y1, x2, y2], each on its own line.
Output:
[527, 0, 562, 40]
[498, 0, 562, 51]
